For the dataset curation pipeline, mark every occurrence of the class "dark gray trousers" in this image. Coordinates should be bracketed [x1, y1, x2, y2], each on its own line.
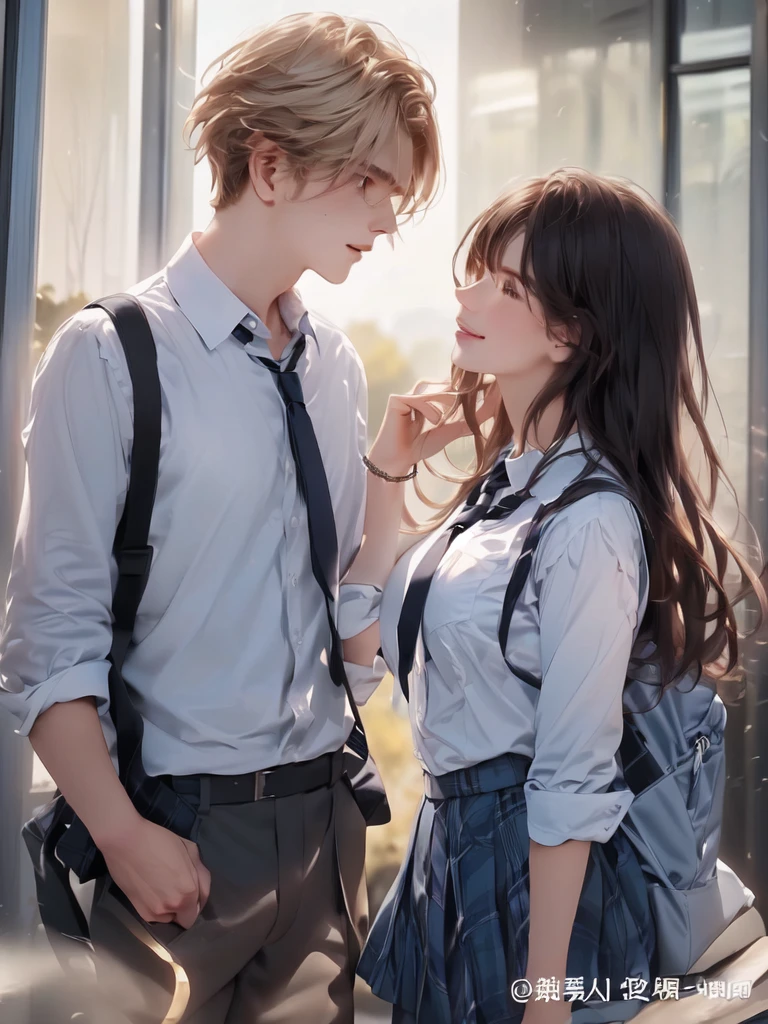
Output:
[88, 773, 368, 1024]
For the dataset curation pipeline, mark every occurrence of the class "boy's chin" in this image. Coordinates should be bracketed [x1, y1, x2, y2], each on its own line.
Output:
[312, 262, 353, 286]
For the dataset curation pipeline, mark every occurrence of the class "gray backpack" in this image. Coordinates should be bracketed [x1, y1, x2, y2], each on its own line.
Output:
[498, 475, 758, 977]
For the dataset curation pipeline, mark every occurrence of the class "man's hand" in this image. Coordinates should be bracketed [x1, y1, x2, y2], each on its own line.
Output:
[98, 816, 211, 930]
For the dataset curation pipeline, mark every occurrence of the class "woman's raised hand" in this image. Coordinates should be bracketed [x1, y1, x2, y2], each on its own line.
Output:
[367, 379, 500, 477]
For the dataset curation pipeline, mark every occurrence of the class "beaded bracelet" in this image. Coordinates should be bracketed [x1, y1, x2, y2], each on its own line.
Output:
[362, 453, 418, 482]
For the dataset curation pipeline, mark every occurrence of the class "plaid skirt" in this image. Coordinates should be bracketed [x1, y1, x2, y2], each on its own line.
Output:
[356, 751, 658, 1024]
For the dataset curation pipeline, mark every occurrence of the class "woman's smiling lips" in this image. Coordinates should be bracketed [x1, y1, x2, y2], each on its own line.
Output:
[455, 318, 485, 341]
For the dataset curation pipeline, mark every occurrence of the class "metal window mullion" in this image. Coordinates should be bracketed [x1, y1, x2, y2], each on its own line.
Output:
[164, 0, 198, 262]
[663, 0, 681, 220]
[745, 0, 768, 912]
[138, 0, 197, 280]
[0, 0, 48, 949]
[671, 54, 752, 74]
[138, 0, 171, 280]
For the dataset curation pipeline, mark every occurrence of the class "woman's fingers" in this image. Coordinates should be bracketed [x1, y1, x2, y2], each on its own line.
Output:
[382, 380, 502, 467]
[394, 393, 451, 425]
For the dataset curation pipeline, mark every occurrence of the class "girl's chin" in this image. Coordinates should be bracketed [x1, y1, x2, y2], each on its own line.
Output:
[451, 346, 485, 373]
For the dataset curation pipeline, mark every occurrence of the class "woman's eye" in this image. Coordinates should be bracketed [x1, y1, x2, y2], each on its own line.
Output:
[358, 176, 373, 190]
[502, 280, 519, 298]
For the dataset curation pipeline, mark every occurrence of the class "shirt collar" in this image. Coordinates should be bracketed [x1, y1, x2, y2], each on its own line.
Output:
[165, 233, 320, 352]
[503, 430, 600, 503]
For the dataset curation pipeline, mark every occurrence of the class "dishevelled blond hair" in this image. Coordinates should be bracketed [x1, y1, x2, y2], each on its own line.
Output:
[185, 12, 441, 216]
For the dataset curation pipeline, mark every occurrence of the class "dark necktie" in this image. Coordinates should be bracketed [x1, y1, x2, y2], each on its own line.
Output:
[396, 457, 529, 701]
[234, 323, 367, 759]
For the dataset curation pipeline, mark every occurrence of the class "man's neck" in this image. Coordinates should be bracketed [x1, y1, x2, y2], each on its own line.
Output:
[193, 206, 301, 359]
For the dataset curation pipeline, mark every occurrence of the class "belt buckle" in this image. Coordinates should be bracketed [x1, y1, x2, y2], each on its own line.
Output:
[254, 770, 266, 800]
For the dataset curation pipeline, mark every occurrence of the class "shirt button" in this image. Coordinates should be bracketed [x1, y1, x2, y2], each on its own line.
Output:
[247, 319, 257, 329]
[290, 574, 297, 587]
[291, 517, 299, 528]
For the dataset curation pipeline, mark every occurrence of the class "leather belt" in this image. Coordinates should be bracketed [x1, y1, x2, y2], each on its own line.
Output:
[164, 747, 345, 806]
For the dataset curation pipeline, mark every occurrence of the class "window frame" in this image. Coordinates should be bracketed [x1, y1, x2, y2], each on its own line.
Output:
[661, 0, 768, 910]
[0, 0, 48, 942]
[663, 0, 752, 221]
[744, 0, 768, 906]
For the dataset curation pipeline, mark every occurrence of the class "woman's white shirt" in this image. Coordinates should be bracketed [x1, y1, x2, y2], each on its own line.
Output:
[338, 432, 648, 846]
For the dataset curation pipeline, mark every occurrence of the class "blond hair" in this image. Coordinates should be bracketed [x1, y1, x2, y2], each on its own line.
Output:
[185, 12, 441, 216]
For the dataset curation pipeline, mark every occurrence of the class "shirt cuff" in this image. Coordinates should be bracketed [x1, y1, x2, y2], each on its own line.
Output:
[343, 653, 388, 706]
[337, 583, 383, 640]
[0, 660, 112, 737]
[524, 780, 635, 846]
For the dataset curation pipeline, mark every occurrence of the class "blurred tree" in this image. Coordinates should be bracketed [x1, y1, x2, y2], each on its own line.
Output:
[409, 336, 452, 387]
[360, 673, 423, 919]
[34, 284, 89, 360]
[345, 320, 414, 440]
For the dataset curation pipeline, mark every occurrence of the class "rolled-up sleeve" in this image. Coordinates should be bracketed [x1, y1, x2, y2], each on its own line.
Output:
[0, 315, 129, 736]
[339, 582, 387, 703]
[522, 498, 643, 846]
[336, 349, 387, 705]
[337, 582, 382, 640]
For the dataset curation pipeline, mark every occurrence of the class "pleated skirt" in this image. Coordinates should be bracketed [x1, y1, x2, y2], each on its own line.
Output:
[356, 751, 658, 1024]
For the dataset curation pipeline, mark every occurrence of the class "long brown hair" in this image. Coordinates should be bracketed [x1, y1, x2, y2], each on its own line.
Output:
[416, 168, 766, 694]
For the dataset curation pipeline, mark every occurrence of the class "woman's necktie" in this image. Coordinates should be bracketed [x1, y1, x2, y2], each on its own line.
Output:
[396, 458, 529, 701]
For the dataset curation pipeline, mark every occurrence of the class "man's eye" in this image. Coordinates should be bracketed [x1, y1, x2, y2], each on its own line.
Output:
[358, 176, 373, 190]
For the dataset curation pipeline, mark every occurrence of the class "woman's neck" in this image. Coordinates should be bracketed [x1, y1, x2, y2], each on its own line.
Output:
[496, 373, 569, 456]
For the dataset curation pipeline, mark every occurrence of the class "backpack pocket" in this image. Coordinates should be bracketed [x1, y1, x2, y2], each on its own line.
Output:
[647, 872, 723, 975]
[619, 749, 702, 889]
[618, 734, 734, 976]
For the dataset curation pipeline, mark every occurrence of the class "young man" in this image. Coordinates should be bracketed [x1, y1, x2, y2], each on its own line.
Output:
[0, 12, 439, 1023]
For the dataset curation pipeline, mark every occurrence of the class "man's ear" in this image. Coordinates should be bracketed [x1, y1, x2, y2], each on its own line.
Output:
[247, 136, 289, 205]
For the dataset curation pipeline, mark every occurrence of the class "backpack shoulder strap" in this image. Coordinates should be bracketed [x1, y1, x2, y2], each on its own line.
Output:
[86, 294, 161, 654]
[84, 293, 160, 784]
[499, 476, 651, 690]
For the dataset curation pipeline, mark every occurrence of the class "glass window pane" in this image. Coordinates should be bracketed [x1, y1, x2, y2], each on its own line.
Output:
[679, 0, 752, 63]
[458, 0, 660, 231]
[35, 0, 144, 370]
[678, 68, 751, 539]
[32, 0, 145, 792]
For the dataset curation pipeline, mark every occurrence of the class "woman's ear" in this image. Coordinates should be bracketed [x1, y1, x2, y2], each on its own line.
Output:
[549, 317, 580, 363]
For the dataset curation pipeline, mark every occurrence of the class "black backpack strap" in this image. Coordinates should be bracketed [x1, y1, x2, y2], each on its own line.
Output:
[499, 476, 652, 690]
[85, 294, 161, 791]
[24, 295, 163, 965]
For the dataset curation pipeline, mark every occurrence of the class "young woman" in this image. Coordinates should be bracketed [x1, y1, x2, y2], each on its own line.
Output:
[338, 168, 766, 1024]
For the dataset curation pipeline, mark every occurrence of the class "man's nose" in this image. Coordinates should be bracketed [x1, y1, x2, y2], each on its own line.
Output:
[370, 197, 398, 237]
